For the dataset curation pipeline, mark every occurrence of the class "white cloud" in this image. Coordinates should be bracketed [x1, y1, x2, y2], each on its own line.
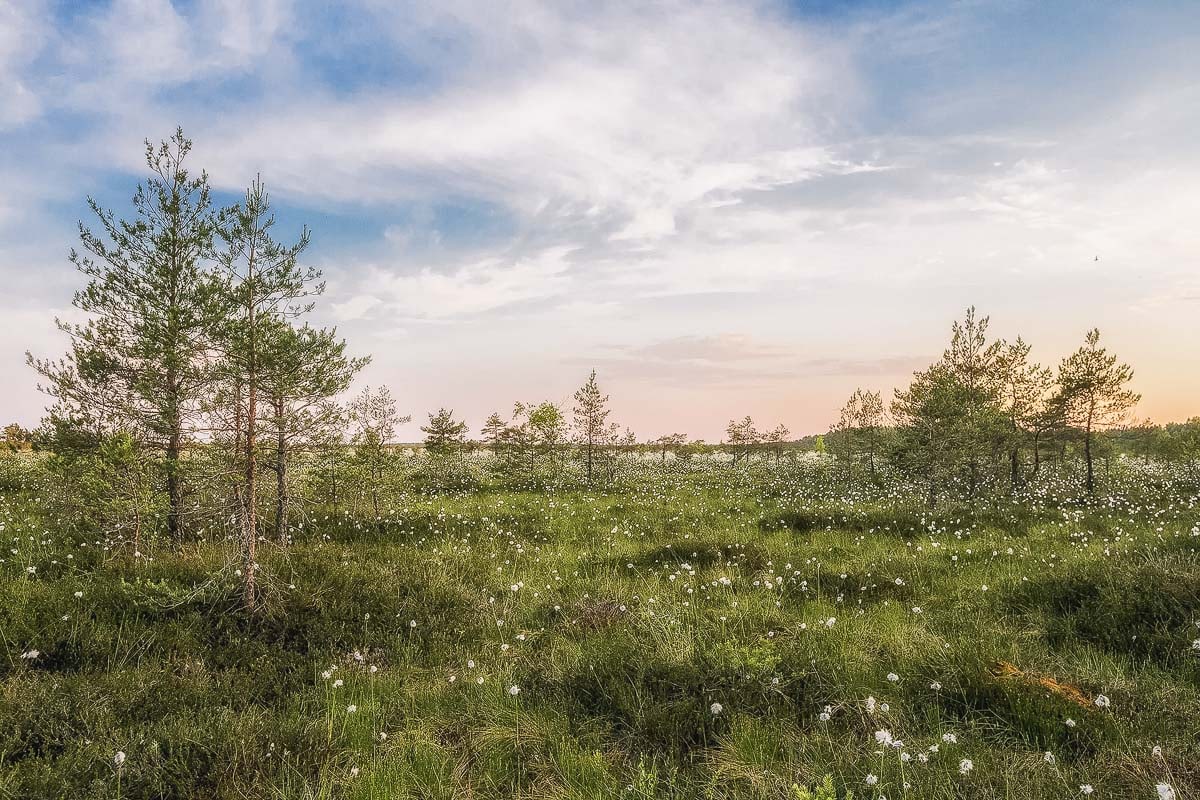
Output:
[0, 0, 48, 128]
[330, 294, 383, 321]
[359, 245, 576, 319]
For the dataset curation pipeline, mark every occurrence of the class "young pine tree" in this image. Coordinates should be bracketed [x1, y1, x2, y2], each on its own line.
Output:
[572, 370, 611, 483]
[995, 337, 1053, 491]
[1055, 329, 1140, 497]
[725, 417, 759, 465]
[261, 322, 364, 543]
[481, 412, 507, 452]
[211, 178, 322, 607]
[28, 129, 219, 541]
[422, 408, 469, 456]
[351, 386, 410, 517]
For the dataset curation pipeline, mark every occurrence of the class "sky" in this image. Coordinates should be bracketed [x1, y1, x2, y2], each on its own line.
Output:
[1, 0, 1198, 441]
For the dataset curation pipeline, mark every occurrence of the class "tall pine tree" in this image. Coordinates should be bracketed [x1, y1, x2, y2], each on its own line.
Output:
[28, 129, 218, 540]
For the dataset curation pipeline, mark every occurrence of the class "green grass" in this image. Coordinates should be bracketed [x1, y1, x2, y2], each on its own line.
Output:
[2, 464, 1199, 799]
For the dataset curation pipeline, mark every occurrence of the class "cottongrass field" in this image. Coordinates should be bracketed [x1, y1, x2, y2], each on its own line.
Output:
[2, 458, 1198, 799]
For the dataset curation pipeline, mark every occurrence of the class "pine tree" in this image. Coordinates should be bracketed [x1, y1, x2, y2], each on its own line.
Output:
[766, 423, 791, 460]
[351, 386, 409, 517]
[28, 129, 219, 541]
[892, 308, 1009, 500]
[261, 322, 364, 543]
[211, 177, 321, 607]
[995, 337, 1052, 490]
[832, 389, 884, 476]
[941, 307, 1005, 496]
[481, 412, 507, 452]
[422, 408, 469, 456]
[891, 363, 963, 507]
[654, 433, 688, 464]
[725, 416, 759, 464]
[572, 370, 610, 483]
[1056, 329, 1140, 497]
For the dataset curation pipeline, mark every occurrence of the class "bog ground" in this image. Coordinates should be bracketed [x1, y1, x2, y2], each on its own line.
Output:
[2, 457, 1197, 799]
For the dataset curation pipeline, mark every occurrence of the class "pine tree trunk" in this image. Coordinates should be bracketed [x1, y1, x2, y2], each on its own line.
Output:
[274, 398, 288, 543]
[1084, 430, 1095, 498]
[243, 391, 258, 608]
[166, 429, 182, 541]
[242, 265, 259, 611]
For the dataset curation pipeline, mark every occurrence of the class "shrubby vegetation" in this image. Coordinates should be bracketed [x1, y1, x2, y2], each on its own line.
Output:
[4, 132, 1198, 798]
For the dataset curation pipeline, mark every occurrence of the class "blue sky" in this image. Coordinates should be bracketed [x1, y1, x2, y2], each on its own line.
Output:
[2, 0, 1198, 439]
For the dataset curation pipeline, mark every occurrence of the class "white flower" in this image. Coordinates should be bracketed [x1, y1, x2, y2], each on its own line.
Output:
[710, 702, 723, 715]
[508, 685, 520, 696]
[1079, 785, 1093, 795]
[958, 758, 973, 774]
[875, 730, 894, 746]
[1151, 745, 1162, 759]
[74, 591, 83, 598]
[1157, 784, 1176, 800]
[19, 649, 39, 660]
[1043, 751, 1055, 764]
[818, 711, 831, 722]
[887, 672, 899, 682]
[1065, 718, 1077, 728]
[349, 766, 359, 777]
[942, 732, 958, 744]
[333, 679, 343, 688]
[113, 751, 126, 767]
[346, 704, 357, 713]
[865, 774, 879, 786]
[1093, 694, 1110, 709]
[930, 681, 942, 690]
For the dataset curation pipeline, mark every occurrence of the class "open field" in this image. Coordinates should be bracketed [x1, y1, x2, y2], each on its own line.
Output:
[3, 456, 1198, 799]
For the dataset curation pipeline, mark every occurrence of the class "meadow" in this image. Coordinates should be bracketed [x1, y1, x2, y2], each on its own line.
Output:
[2, 453, 1197, 799]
